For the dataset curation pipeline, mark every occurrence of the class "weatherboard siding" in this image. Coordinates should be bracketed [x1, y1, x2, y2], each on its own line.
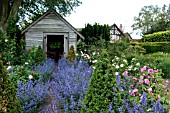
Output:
[25, 12, 76, 50]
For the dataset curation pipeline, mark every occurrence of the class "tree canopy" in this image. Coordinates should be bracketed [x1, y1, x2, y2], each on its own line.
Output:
[0, 0, 82, 32]
[131, 4, 170, 35]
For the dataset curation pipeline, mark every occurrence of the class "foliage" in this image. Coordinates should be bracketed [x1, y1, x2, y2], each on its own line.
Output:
[34, 46, 46, 64]
[132, 4, 170, 35]
[0, 30, 18, 65]
[18, 45, 46, 67]
[0, 60, 22, 113]
[51, 58, 92, 113]
[0, 0, 82, 31]
[142, 30, 170, 42]
[49, 42, 61, 49]
[66, 45, 76, 62]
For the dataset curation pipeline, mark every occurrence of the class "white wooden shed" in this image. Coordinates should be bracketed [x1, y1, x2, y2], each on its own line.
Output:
[21, 9, 84, 61]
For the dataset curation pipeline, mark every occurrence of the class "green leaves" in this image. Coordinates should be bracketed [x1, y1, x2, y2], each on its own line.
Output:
[132, 4, 170, 35]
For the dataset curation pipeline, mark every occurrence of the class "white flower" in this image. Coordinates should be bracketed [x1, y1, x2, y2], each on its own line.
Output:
[112, 63, 115, 66]
[128, 68, 131, 71]
[92, 52, 96, 55]
[28, 75, 33, 80]
[25, 62, 29, 65]
[112, 59, 114, 62]
[5, 39, 8, 42]
[136, 62, 140, 66]
[86, 54, 90, 59]
[116, 57, 119, 61]
[132, 58, 136, 61]
[134, 67, 138, 71]
[123, 59, 127, 63]
[129, 65, 132, 69]
[7, 66, 12, 71]
[128, 65, 132, 71]
[147, 108, 151, 111]
[92, 66, 96, 69]
[92, 60, 97, 63]
[115, 65, 119, 69]
[115, 72, 119, 76]
[120, 64, 124, 67]
[76, 53, 78, 56]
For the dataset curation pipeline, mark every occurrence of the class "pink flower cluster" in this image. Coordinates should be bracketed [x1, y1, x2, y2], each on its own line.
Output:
[140, 66, 147, 72]
[131, 88, 138, 96]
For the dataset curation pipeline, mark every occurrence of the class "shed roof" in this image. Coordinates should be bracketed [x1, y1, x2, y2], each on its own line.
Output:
[21, 9, 85, 39]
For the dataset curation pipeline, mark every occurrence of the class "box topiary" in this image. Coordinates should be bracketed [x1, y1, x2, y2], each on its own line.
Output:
[0, 60, 22, 113]
[81, 49, 122, 113]
[66, 45, 76, 62]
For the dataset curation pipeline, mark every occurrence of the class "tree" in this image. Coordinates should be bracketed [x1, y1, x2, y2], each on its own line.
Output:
[80, 23, 110, 45]
[0, 0, 82, 32]
[132, 4, 170, 35]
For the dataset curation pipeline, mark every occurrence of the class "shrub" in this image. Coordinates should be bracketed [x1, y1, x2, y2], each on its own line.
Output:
[19, 45, 46, 67]
[0, 60, 22, 113]
[51, 58, 92, 113]
[131, 42, 170, 54]
[108, 92, 164, 113]
[81, 50, 119, 112]
[10, 66, 40, 86]
[17, 79, 51, 113]
[32, 58, 55, 83]
[141, 30, 170, 42]
[66, 45, 76, 62]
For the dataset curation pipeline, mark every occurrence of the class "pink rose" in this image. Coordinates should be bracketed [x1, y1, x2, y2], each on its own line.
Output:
[148, 69, 154, 74]
[133, 77, 138, 82]
[154, 69, 159, 73]
[138, 80, 143, 85]
[140, 76, 144, 79]
[148, 87, 152, 93]
[144, 79, 150, 85]
[140, 66, 147, 72]
[147, 76, 151, 79]
[131, 88, 138, 96]
[123, 71, 128, 76]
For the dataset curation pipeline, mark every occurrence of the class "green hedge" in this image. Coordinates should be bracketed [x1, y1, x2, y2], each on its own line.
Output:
[141, 30, 170, 42]
[131, 42, 170, 54]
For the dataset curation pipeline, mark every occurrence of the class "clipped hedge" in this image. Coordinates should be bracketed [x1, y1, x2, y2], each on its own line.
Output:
[142, 30, 170, 42]
[131, 42, 170, 54]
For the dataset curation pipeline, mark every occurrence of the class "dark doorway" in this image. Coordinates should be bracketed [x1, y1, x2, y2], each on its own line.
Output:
[47, 35, 64, 62]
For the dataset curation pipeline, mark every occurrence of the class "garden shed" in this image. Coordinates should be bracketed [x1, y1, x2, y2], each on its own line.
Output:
[21, 9, 84, 61]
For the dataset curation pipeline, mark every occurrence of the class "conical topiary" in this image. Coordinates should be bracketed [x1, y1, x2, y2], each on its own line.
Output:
[66, 45, 76, 62]
[81, 49, 122, 113]
[0, 60, 22, 113]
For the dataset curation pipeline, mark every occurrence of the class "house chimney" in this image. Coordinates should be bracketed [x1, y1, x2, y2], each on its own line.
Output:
[119, 24, 123, 32]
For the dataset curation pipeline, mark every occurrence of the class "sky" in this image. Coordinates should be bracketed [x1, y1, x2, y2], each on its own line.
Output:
[64, 0, 170, 39]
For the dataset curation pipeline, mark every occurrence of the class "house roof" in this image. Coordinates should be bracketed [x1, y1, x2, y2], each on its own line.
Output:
[110, 23, 125, 36]
[21, 9, 85, 39]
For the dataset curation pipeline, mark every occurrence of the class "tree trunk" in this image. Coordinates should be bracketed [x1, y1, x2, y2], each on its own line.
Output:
[0, 0, 9, 31]
[0, 0, 23, 32]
